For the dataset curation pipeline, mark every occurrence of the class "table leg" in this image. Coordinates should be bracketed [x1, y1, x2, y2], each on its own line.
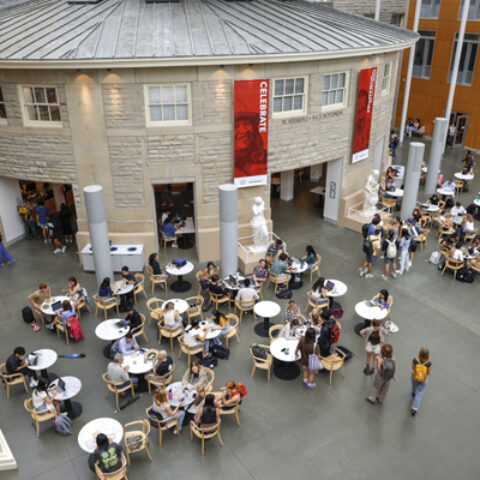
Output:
[170, 275, 192, 293]
[254, 317, 273, 337]
[40, 370, 58, 383]
[290, 272, 303, 290]
[103, 343, 114, 359]
[63, 399, 83, 419]
[273, 359, 300, 380]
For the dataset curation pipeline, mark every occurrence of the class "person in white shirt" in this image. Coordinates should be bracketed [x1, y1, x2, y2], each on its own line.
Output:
[235, 278, 259, 307]
[442, 179, 456, 191]
[163, 302, 183, 329]
[183, 319, 210, 356]
[31, 378, 61, 415]
[450, 202, 467, 217]
[107, 353, 138, 388]
[450, 241, 464, 262]
[117, 333, 139, 355]
[460, 213, 475, 240]
[280, 318, 301, 339]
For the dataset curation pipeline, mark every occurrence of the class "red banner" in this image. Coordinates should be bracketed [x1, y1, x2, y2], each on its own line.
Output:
[352, 67, 377, 163]
[234, 79, 269, 187]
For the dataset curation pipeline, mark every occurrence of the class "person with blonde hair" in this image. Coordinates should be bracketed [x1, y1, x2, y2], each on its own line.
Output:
[151, 388, 185, 432]
[411, 347, 432, 416]
[163, 301, 183, 329]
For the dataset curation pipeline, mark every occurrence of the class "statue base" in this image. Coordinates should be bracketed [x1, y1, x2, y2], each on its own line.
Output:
[247, 245, 268, 254]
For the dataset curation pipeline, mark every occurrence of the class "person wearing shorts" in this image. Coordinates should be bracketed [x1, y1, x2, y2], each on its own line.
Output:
[360, 320, 388, 375]
[35, 201, 50, 244]
[360, 230, 381, 279]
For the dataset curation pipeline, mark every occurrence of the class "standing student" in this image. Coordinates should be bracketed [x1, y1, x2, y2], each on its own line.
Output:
[35, 200, 50, 244]
[295, 327, 322, 391]
[360, 228, 381, 279]
[366, 343, 395, 404]
[382, 229, 398, 280]
[411, 347, 432, 416]
[360, 319, 388, 375]
[0, 233, 14, 266]
[397, 229, 411, 275]
[59, 204, 74, 244]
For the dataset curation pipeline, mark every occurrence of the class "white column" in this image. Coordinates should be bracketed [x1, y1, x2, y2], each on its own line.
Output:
[444, 0, 471, 149]
[219, 184, 238, 277]
[399, 0, 422, 143]
[280, 170, 294, 201]
[425, 117, 447, 195]
[375, 0, 381, 21]
[83, 185, 113, 288]
[0, 177, 24, 244]
[323, 158, 343, 224]
[401, 142, 425, 220]
[310, 164, 323, 182]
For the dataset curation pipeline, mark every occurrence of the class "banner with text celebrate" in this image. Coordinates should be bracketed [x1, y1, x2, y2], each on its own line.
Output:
[234, 79, 269, 187]
[352, 67, 377, 164]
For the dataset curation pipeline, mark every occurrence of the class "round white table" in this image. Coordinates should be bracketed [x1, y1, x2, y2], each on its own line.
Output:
[121, 348, 153, 375]
[325, 279, 348, 297]
[289, 261, 308, 290]
[355, 301, 389, 321]
[270, 337, 301, 380]
[254, 301, 281, 337]
[198, 320, 222, 340]
[95, 319, 130, 359]
[421, 204, 440, 212]
[78, 417, 123, 453]
[162, 298, 189, 315]
[40, 296, 71, 316]
[455, 172, 474, 181]
[166, 382, 197, 408]
[222, 275, 245, 291]
[51, 376, 83, 419]
[437, 187, 455, 197]
[166, 261, 194, 292]
[386, 188, 404, 198]
[112, 281, 134, 296]
[28, 348, 58, 380]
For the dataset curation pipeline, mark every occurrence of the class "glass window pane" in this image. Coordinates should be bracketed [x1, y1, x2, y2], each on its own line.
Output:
[0, 104, 6, 119]
[331, 74, 338, 89]
[458, 43, 468, 71]
[339, 73, 346, 87]
[46, 88, 57, 104]
[34, 87, 46, 104]
[273, 97, 282, 112]
[163, 105, 175, 120]
[336, 90, 344, 103]
[284, 96, 293, 111]
[148, 87, 160, 104]
[150, 105, 162, 121]
[38, 105, 49, 121]
[285, 79, 294, 95]
[0, 88, 3, 102]
[293, 95, 303, 109]
[274, 80, 284, 96]
[426, 39, 434, 66]
[468, 43, 478, 71]
[24, 87, 34, 103]
[323, 75, 330, 91]
[162, 86, 174, 104]
[50, 105, 61, 121]
[176, 104, 188, 120]
[26, 105, 38, 121]
[175, 85, 187, 103]
[322, 92, 328, 105]
[329, 91, 336, 104]
[295, 77, 304, 93]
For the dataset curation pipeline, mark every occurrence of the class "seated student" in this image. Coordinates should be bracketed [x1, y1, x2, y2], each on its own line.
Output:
[207, 274, 229, 297]
[214, 381, 242, 410]
[385, 166, 396, 189]
[308, 308, 322, 330]
[28, 283, 52, 310]
[311, 277, 329, 304]
[162, 301, 183, 330]
[88, 433, 124, 473]
[378, 176, 387, 197]
[235, 278, 259, 307]
[148, 350, 173, 380]
[265, 239, 285, 265]
[195, 393, 219, 429]
[283, 300, 300, 323]
[63, 276, 82, 307]
[98, 277, 114, 299]
[428, 194, 440, 206]
[124, 303, 142, 334]
[201, 262, 218, 282]
[373, 289, 392, 310]
[210, 310, 230, 344]
[459, 213, 475, 240]
[182, 361, 209, 395]
[439, 213, 454, 229]
[271, 252, 289, 276]
[117, 333, 139, 356]
[412, 208, 422, 227]
[442, 178, 456, 191]
[121, 266, 136, 285]
[31, 378, 61, 415]
[184, 319, 210, 355]
[440, 233, 456, 251]
[280, 318, 301, 339]
[6, 346, 37, 385]
[107, 353, 138, 388]
[151, 389, 185, 432]
[451, 201, 467, 218]
[160, 215, 178, 247]
[300, 245, 317, 269]
[450, 241, 464, 261]
[148, 253, 168, 279]
[252, 259, 269, 286]
[52, 300, 76, 329]
[462, 150, 475, 173]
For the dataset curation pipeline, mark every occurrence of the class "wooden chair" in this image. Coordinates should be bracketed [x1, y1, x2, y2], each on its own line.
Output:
[454, 179, 464, 196]
[224, 313, 240, 348]
[441, 257, 464, 280]
[145, 265, 168, 294]
[133, 273, 148, 303]
[1, 362, 28, 399]
[416, 228, 430, 250]
[209, 290, 231, 311]
[469, 260, 480, 274]
[102, 373, 135, 409]
[132, 313, 149, 343]
[76, 295, 91, 320]
[145, 365, 175, 394]
[185, 296, 204, 324]
[146, 297, 164, 327]
[146, 406, 179, 446]
[93, 294, 119, 320]
[123, 419, 152, 466]
[464, 230, 478, 243]
[234, 299, 256, 323]
[267, 271, 291, 295]
[94, 453, 128, 480]
[254, 282, 264, 301]
[304, 291, 329, 313]
[268, 324, 283, 344]
[24, 398, 55, 437]
[177, 335, 204, 366]
[33, 307, 45, 326]
[157, 320, 183, 350]
[55, 320, 71, 344]
[250, 343, 273, 382]
[219, 403, 241, 427]
[189, 421, 223, 456]
[380, 196, 397, 213]
[195, 271, 204, 296]
[309, 254, 322, 282]
[204, 367, 215, 394]
[320, 348, 346, 385]
[160, 231, 176, 250]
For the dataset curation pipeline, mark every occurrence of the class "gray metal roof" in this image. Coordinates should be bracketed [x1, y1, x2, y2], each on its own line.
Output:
[0, 0, 417, 65]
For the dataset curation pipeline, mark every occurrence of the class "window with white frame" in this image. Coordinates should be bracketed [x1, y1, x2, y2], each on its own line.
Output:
[322, 72, 348, 109]
[413, 30, 436, 79]
[420, 0, 441, 18]
[459, 0, 480, 20]
[448, 33, 479, 85]
[0, 87, 6, 119]
[272, 77, 306, 115]
[381, 63, 392, 92]
[21, 86, 61, 124]
[146, 84, 190, 125]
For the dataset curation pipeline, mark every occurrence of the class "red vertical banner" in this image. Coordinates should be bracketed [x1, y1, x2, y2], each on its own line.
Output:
[234, 79, 269, 187]
[352, 67, 377, 164]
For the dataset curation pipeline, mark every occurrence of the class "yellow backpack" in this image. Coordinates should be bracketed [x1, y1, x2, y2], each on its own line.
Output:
[413, 357, 428, 382]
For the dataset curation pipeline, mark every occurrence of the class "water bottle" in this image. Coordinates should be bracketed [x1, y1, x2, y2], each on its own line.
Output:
[168, 390, 173, 401]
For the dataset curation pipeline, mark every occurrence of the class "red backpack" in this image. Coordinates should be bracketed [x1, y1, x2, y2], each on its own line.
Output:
[329, 324, 340, 344]
[238, 383, 247, 399]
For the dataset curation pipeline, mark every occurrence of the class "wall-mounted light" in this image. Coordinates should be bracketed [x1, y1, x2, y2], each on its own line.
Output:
[76, 69, 82, 73]
[248, 63, 253, 67]
[220, 65, 224, 69]
[106, 68, 112, 72]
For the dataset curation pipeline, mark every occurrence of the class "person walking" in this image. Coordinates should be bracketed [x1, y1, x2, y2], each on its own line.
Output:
[295, 327, 322, 391]
[366, 343, 395, 404]
[0, 233, 14, 266]
[397, 229, 411, 275]
[411, 347, 432, 416]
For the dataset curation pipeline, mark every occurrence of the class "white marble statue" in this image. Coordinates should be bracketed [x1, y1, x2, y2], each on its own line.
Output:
[362, 169, 380, 217]
[249, 197, 269, 253]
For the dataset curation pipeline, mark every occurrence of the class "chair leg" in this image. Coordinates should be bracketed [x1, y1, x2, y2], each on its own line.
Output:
[6, 384, 10, 399]
[251, 365, 256, 378]
[36, 420, 40, 437]
[226, 336, 229, 348]
[143, 331, 149, 343]
[23, 378, 28, 394]
[159, 428, 163, 446]
[267, 367, 271, 382]
[201, 437, 205, 456]
[115, 392, 119, 409]
[104, 309, 107, 321]
[147, 379, 151, 394]
[329, 370, 333, 385]
[236, 331, 240, 344]
[126, 449, 131, 466]
[217, 430, 223, 447]
[235, 410, 240, 426]
[145, 444, 152, 461]
[170, 336, 174, 351]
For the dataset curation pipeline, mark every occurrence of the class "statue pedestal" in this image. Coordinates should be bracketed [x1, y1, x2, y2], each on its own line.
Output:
[247, 245, 268, 254]
[0, 430, 17, 471]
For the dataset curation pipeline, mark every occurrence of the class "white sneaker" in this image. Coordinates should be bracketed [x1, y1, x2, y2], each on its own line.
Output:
[406, 263, 411, 272]
[365, 273, 373, 279]
[391, 272, 397, 278]
[381, 274, 387, 280]
[397, 270, 403, 275]
[61, 246, 67, 253]
[29, 379, 38, 388]
[44, 239, 48, 244]
[53, 248, 61, 254]
[172, 244, 178, 248]
[360, 269, 367, 277]
[48, 238, 52, 244]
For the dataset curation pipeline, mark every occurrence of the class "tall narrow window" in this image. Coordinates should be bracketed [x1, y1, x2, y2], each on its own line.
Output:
[459, 0, 480, 20]
[21, 86, 61, 125]
[449, 33, 479, 86]
[413, 30, 436, 79]
[420, 0, 441, 18]
[321, 72, 348, 110]
[0, 87, 6, 119]
[391, 13, 404, 26]
[381, 63, 391, 92]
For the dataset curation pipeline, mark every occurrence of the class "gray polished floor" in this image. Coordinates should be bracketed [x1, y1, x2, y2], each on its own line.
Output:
[1, 139, 479, 480]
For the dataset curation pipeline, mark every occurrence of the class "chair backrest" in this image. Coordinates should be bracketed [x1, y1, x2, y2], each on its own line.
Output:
[0, 363, 6, 375]
[226, 313, 239, 328]
[147, 297, 162, 311]
[269, 324, 283, 342]
[250, 343, 270, 363]
[145, 265, 153, 275]
[24, 398, 33, 413]
[124, 419, 150, 437]
[191, 420, 220, 438]
[204, 367, 215, 392]
[95, 453, 127, 479]
[134, 273, 144, 286]
[237, 300, 253, 310]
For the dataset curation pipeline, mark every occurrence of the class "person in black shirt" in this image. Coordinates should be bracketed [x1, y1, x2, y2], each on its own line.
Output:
[149, 350, 173, 379]
[124, 304, 142, 334]
[6, 346, 37, 382]
[207, 274, 228, 296]
[120, 266, 136, 310]
[88, 433, 124, 473]
[121, 266, 136, 284]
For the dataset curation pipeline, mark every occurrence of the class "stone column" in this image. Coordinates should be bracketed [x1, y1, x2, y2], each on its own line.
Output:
[83, 185, 113, 287]
[401, 142, 425, 220]
[425, 117, 447, 195]
[280, 170, 294, 201]
[219, 184, 238, 277]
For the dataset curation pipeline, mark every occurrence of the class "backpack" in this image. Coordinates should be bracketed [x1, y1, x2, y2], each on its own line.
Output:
[380, 358, 396, 381]
[172, 258, 187, 268]
[413, 358, 428, 382]
[211, 345, 230, 360]
[361, 223, 369, 239]
[22, 306, 34, 324]
[457, 267, 475, 283]
[363, 239, 373, 255]
[54, 414, 73, 436]
[199, 354, 217, 369]
[238, 382, 247, 399]
[386, 239, 397, 259]
[276, 289, 292, 299]
[335, 345, 353, 361]
[329, 324, 340, 344]
[252, 345, 267, 360]
[428, 251, 442, 265]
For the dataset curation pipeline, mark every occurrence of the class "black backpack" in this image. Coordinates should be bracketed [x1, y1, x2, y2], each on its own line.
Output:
[362, 223, 369, 239]
[211, 345, 230, 360]
[457, 268, 475, 283]
[199, 354, 218, 368]
[22, 306, 34, 324]
[276, 289, 292, 299]
[335, 345, 353, 361]
[363, 239, 373, 255]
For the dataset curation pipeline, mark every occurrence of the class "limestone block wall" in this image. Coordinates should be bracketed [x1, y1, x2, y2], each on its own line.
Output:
[332, 0, 408, 22]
